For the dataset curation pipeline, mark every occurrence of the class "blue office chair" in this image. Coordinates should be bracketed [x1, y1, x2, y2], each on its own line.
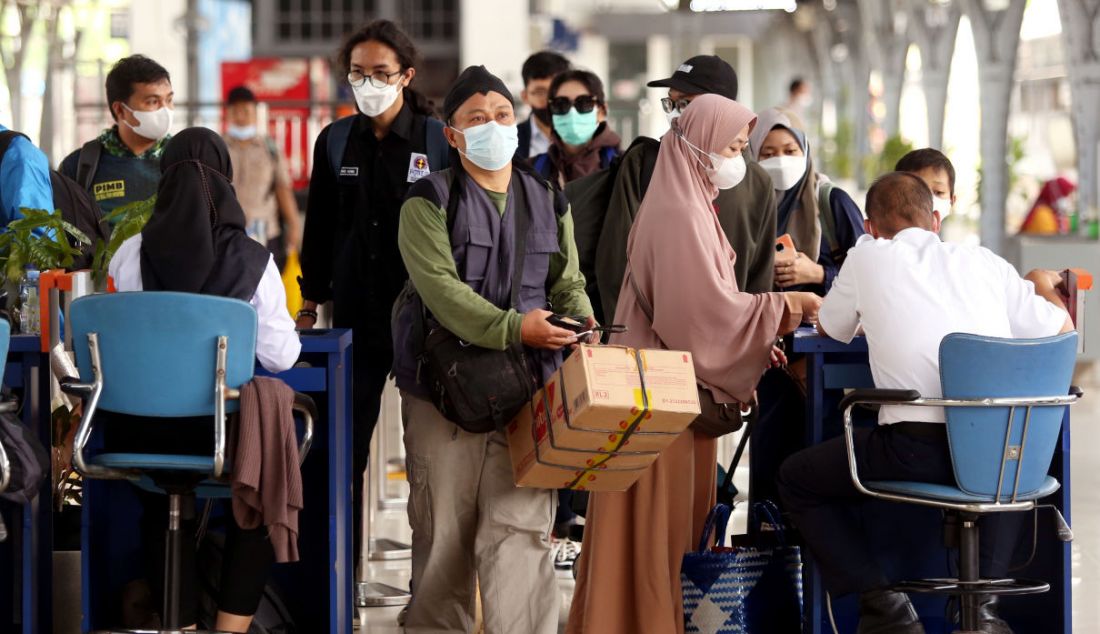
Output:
[0, 318, 12, 498]
[838, 332, 1081, 633]
[61, 292, 315, 633]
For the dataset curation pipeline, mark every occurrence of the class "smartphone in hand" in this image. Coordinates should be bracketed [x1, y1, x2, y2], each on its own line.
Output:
[776, 234, 796, 264]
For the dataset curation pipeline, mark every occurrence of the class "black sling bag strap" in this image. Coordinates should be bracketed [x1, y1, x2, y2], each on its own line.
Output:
[420, 172, 538, 433]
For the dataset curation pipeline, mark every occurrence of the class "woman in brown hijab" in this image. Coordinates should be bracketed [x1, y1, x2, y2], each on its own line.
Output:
[566, 94, 822, 633]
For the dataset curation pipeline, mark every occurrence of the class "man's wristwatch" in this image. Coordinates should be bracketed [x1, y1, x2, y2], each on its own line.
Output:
[296, 308, 318, 320]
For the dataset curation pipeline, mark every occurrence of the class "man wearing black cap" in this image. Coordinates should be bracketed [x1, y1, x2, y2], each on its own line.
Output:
[593, 54, 777, 321]
[393, 65, 593, 634]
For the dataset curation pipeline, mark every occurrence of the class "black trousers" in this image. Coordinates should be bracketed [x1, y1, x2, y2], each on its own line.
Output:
[778, 423, 1021, 597]
[349, 342, 394, 566]
[104, 414, 274, 625]
[138, 493, 274, 625]
[751, 367, 806, 511]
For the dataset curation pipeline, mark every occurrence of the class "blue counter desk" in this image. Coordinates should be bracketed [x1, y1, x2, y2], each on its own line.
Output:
[0, 334, 54, 634]
[81, 328, 354, 633]
[793, 327, 1072, 634]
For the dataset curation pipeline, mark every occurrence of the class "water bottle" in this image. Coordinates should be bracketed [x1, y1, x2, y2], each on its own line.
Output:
[247, 219, 268, 245]
[18, 267, 40, 335]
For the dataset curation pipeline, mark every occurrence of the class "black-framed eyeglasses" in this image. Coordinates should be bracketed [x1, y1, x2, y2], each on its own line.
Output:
[548, 95, 601, 116]
[347, 69, 404, 89]
[660, 97, 693, 114]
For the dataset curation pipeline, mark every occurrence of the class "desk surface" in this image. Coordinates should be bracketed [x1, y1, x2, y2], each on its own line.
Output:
[792, 327, 867, 353]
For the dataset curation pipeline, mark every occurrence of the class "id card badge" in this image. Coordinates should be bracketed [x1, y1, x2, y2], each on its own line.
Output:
[407, 153, 431, 182]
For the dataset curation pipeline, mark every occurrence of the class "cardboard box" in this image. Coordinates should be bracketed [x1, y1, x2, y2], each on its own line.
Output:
[506, 345, 702, 491]
[506, 390, 651, 491]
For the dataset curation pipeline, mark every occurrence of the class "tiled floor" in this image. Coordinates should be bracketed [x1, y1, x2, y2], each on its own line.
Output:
[359, 382, 1100, 633]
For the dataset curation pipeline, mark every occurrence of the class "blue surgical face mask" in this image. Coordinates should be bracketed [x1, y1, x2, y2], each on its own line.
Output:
[226, 124, 257, 141]
[452, 121, 518, 171]
[552, 108, 599, 146]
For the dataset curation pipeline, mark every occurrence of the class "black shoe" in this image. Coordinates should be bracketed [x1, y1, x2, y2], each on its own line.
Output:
[977, 595, 1013, 634]
[857, 589, 927, 634]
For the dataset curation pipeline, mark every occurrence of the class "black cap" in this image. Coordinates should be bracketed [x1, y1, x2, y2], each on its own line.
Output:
[226, 85, 256, 105]
[647, 55, 738, 100]
[443, 65, 515, 121]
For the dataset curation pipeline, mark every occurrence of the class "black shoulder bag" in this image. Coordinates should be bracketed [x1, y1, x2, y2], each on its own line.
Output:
[419, 174, 538, 433]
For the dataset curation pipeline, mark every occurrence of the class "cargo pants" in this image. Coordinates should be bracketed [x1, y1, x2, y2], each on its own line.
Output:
[400, 393, 559, 634]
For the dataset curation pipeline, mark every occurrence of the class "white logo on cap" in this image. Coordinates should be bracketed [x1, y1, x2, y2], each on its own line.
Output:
[677, 64, 694, 74]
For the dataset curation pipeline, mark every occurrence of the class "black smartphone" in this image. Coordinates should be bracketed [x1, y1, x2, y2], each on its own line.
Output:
[546, 314, 588, 334]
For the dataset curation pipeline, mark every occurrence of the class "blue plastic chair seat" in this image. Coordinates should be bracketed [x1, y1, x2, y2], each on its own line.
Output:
[131, 475, 232, 499]
[91, 453, 215, 472]
[866, 476, 1060, 504]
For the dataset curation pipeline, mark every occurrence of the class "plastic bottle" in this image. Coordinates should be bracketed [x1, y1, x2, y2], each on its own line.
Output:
[18, 266, 40, 335]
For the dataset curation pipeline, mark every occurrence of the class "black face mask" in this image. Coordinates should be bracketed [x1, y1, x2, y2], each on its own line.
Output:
[532, 107, 552, 126]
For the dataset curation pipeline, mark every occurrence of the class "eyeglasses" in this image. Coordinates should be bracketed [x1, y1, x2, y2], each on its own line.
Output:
[548, 95, 601, 116]
[660, 97, 692, 114]
[347, 69, 404, 89]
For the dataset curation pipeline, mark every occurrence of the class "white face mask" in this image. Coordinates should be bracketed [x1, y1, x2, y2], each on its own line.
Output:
[679, 132, 747, 190]
[352, 80, 401, 118]
[759, 155, 807, 191]
[796, 94, 813, 108]
[226, 124, 257, 141]
[707, 153, 747, 190]
[121, 103, 173, 141]
[932, 195, 952, 220]
[665, 109, 680, 127]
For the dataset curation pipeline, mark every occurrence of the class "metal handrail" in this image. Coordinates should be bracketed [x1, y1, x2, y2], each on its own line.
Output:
[842, 390, 1081, 514]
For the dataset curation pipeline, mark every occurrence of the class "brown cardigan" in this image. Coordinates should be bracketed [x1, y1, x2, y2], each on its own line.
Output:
[232, 376, 303, 563]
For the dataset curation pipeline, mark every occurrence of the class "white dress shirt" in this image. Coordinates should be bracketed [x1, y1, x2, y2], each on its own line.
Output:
[108, 235, 302, 374]
[528, 118, 551, 158]
[819, 228, 1068, 424]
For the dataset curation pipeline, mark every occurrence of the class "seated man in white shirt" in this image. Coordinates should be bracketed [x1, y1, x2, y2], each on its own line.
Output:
[778, 172, 1073, 634]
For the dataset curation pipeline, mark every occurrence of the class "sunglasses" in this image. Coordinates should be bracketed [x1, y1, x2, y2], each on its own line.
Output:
[548, 95, 601, 115]
[660, 97, 693, 114]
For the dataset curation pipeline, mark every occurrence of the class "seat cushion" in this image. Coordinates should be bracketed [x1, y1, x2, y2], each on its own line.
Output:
[91, 453, 215, 472]
[131, 475, 232, 499]
[866, 475, 1060, 503]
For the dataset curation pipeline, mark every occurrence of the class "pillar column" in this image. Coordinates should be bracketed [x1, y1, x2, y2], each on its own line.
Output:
[909, 0, 961, 150]
[961, 0, 1027, 254]
[1056, 0, 1100, 216]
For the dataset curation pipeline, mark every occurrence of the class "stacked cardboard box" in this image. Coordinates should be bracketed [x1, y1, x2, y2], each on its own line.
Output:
[506, 345, 701, 491]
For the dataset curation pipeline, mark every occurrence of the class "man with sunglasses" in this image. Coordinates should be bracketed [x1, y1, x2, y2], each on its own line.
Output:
[593, 55, 778, 322]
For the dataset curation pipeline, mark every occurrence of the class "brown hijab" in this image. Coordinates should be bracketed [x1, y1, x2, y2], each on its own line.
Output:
[614, 94, 798, 403]
[748, 107, 821, 261]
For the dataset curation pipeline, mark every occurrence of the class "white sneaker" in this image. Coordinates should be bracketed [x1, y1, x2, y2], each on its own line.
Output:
[554, 538, 581, 570]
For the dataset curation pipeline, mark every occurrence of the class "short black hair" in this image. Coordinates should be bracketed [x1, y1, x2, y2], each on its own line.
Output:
[522, 51, 571, 86]
[226, 85, 256, 105]
[865, 171, 935, 236]
[549, 70, 606, 105]
[106, 55, 171, 119]
[789, 77, 807, 94]
[895, 148, 956, 195]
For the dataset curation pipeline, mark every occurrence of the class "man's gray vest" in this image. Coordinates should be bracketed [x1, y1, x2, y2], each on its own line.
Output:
[392, 167, 566, 398]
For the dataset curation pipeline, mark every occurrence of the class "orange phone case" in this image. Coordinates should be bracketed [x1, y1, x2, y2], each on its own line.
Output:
[775, 234, 796, 262]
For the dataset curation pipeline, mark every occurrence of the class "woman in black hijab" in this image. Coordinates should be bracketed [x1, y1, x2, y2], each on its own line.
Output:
[140, 126, 270, 300]
[105, 128, 300, 632]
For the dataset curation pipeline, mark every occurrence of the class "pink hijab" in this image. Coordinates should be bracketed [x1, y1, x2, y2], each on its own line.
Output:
[613, 94, 797, 403]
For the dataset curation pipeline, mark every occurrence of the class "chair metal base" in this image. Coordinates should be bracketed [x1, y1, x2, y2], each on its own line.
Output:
[369, 536, 412, 560]
[356, 581, 411, 607]
[894, 577, 1050, 597]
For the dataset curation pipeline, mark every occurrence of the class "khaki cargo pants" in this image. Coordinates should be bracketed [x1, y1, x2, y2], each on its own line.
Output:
[401, 393, 559, 634]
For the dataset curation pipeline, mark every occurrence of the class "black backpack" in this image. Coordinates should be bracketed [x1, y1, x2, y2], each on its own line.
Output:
[0, 407, 48, 506]
[0, 131, 110, 270]
[562, 136, 658, 325]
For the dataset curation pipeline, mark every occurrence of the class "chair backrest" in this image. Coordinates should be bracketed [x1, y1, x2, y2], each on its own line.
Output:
[69, 292, 257, 417]
[939, 332, 1077, 499]
[0, 317, 10, 384]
